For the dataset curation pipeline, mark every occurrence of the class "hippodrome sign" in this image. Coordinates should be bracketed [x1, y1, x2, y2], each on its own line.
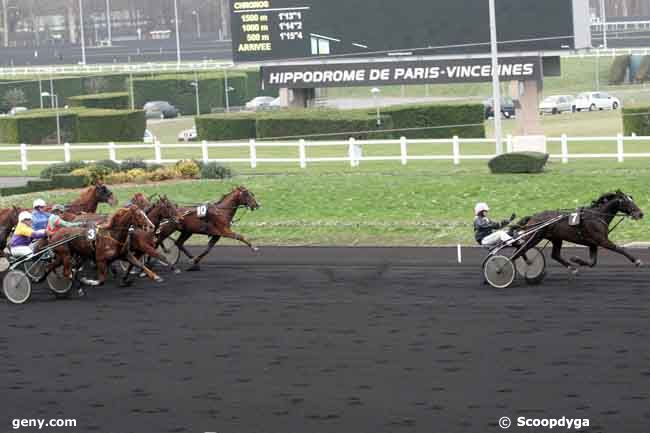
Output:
[261, 57, 542, 88]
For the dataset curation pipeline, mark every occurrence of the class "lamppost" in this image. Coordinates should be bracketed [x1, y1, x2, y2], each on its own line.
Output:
[79, 0, 87, 65]
[191, 72, 200, 115]
[371, 87, 381, 126]
[224, 68, 235, 112]
[42, 91, 61, 145]
[600, 0, 607, 49]
[192, 10, 201, 39]
[173, 0, 181, 66]
[105, 0, 112, 46]
[488, 0, 503, 154]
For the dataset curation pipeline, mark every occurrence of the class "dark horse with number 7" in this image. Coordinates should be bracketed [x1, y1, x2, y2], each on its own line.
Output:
[513, 190, 644, 274]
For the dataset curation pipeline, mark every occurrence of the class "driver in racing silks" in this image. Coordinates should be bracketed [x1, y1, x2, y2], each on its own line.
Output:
[474, 202, 516, 247]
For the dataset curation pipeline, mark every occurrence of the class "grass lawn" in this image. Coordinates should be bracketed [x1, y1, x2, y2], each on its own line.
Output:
[2, 160, 649, 246]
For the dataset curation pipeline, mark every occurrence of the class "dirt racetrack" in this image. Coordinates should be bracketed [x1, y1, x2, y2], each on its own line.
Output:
[2, 246, 650, 433]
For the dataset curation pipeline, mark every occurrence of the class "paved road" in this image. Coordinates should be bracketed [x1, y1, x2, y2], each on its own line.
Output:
[2, 247, 649, 433]
[0, 177, 38, 189]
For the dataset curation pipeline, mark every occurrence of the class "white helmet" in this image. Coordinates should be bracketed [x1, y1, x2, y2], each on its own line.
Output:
[19, 211, 33, 222]
[475, 202, 490, 216]
[33, 198, 46, 209]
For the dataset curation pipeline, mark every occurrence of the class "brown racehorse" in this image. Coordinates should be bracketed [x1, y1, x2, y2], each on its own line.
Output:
[62, 180, 117, 217]
[156, 186, 260, 271]
[0, 206, 19, 254]
[48, 205, 160, 288]
[513, 190, 645, 273]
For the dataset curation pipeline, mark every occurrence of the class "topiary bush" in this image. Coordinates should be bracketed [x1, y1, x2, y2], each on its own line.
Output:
[67, 92, 130, 109]
[40, 161, 88, 179]
[196, 113, 257, 140]
[50, 174, 88, 189]
[634, 55, 650, 82]
[175, 159, 200, 178]
[201, 162, 233, 179]
[622, 106, 650, 136]
[489, 152, 549, 174]
[77, 109, 145, 142]
[609, 55, 631, 85]
[94, 159, 121, 173]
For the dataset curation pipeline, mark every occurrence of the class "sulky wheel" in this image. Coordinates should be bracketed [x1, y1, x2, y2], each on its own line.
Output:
[157, 238, 180, 266]
[3, 270, 32, 304]
[47, 265, 73, 298]
[483, 255, 516, 289]
[24, 258, 48, 282]
[515, 247, 546, 285]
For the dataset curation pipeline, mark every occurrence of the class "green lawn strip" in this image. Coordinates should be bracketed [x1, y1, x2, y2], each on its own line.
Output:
[2, 162, 648, 245]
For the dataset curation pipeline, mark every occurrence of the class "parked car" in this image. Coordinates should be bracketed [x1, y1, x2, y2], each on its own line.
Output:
[177, 128, 198, 142]
[245, 96, 276, 111]
[143, 129, 155, 144]
[539, 95, 575, 115]
[143, 101, 179, 119]
[8, 106, 28, 116]
[574, 92, 621, 112]
[483, 97, 515, 119]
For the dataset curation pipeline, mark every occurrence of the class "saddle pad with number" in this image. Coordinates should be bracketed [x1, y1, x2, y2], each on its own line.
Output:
[196, 205, 208, 219]
[569, 212, 581, 226]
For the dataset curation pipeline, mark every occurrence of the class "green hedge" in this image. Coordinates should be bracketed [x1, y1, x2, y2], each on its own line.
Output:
[77, 109, 145, 142]
[622, 106, 650, 136]
[489, 152, 549, 174]
[51, 174, 87, 189]
[243, 69, 278, 100]
[132, 72, 248, 115]
[255, 109, 394, 140]
[609, 55, 631, 85]
[67, 92, 130, 109]
[379, 103, 485, 139]
[196, 113, 257, 140]
[635, 55, 650, 82]
[0, 111, 79, 144]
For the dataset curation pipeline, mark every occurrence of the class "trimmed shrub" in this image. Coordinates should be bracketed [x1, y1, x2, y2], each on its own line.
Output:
[104, 172, 132, 185]
[0, 111, 79, 144]
[40, 161, 88, 179]
[149, 167, 179, 182]
[635, 55, 650, 82]
[70, 168, 95, 185]
[175, 160, 200, 178]
[120, 158, 148, 171]
[51, 174, 88, 189]
[609, 55, 631, 85]
[27, 179, 54, 192]
[196, 113, 257, 140]
[77, 109, 145, 142]
[145, 163, 165, 172]
[380, 103, 485, 139]
[489, 152, 549, 174]
[201, 162, 233, 179]
[243, 69, 278, 100]
[255, 109, 394, 140]
[0, 186, 31, 196]
[622, 106, 650, 136]
[132, 72, 248, 115]
[94, 159, 121, 173]
[67, 92, 130, 109]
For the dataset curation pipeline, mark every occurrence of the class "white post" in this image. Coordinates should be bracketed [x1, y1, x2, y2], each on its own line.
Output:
[79, 0, 87, 65]
[63, 142, 71, 162]
[348, 137, 356, 167]
[108, 141, 116, 161]
[298, 139, 306, 168]
[201, 140, 209, 163]
[561, 134, 569, 164]
[249, 139, 257, 168]
[452, 135, 460, 165]
[600, 0, 607, 49]
[154, 140, 162, 163]
[105, 0, 112, 45]
[20, 143, 28, 171]
[617, 133, 624, 163]
[506, 134, 513, 153]
[399, 136, 408, 165]
[488, 0, 503, 154]
[173, 0, 181, 67]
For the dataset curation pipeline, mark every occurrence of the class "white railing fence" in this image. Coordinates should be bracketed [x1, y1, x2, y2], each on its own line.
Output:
[1, 135, 650, 171]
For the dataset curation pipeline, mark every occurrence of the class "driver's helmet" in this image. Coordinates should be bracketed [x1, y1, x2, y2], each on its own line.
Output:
[33, 198, 46, 209]
[19, 211, 33, 222]
[52, 204, 65, 213]
[474, 202, 490, 216]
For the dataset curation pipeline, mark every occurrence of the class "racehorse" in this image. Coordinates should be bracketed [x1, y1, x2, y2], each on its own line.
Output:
[514, 190, 644, 273]
[48, 205, 159, 287]
[156, 186, 260, 271]
[62, 180, 117, 216]
[0, 206, 19, 253]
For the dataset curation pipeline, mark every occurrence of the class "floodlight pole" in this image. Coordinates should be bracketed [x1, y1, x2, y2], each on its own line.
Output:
[105, 0, 112, 45]
[488, 0, 503, 154]
[174, 0, 181, 67]
[194, 72, 200, 115]
[224, 68, 230, 112]
[600, 0, 607, 49]
[79, 0, 87, 64]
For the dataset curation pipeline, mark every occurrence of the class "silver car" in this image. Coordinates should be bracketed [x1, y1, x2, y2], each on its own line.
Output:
[538, 95, 575, 115]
